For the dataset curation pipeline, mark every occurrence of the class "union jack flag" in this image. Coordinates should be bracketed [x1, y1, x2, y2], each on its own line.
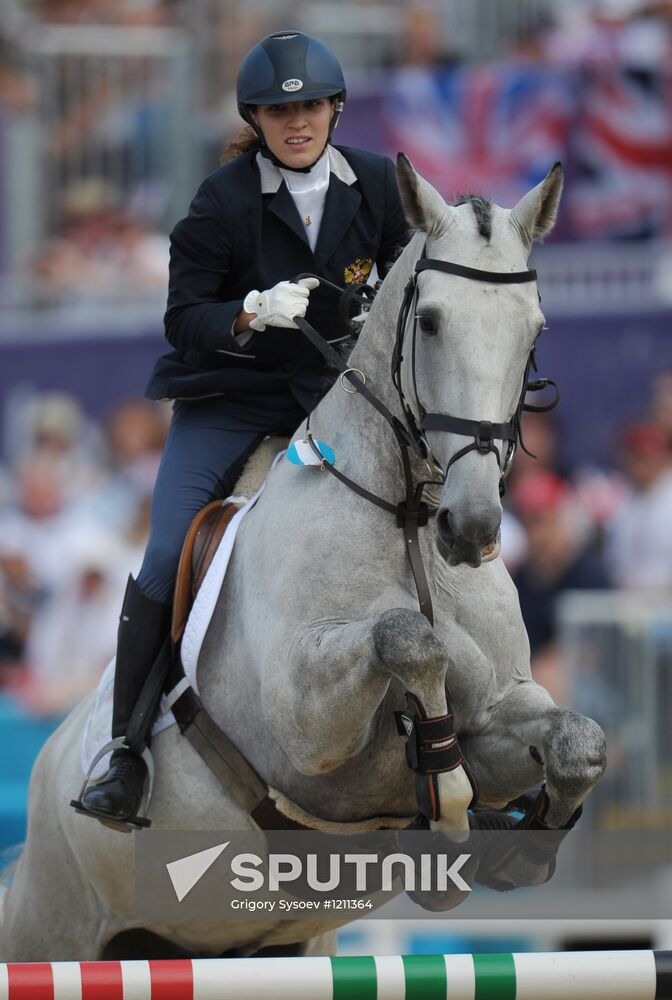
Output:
[381, 65, 577, 213]
[566, 67, 672, 239]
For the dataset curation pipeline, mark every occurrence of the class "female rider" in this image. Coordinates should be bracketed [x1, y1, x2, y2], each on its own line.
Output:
[76, 29, 410, 825]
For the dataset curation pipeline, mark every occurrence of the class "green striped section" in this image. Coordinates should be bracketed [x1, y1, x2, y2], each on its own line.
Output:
[331, 955, 377, 1000]
[403, 954, 448, 1000]
[473, 953, 516, 1000]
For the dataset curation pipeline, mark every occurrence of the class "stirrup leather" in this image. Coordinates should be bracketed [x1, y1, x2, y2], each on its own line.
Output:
[70, 736, 155, 833]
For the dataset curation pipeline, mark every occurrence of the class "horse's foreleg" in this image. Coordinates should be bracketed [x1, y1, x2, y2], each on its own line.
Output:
[461, 681, 606, 889]
[268, 613, 391, 772]
[268, 607, 473, 831]
[372, 608, 475, 832]
[463, 680, 606, 826]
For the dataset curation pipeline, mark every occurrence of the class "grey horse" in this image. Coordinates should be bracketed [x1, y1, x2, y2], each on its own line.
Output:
[0, 156, 606, 960]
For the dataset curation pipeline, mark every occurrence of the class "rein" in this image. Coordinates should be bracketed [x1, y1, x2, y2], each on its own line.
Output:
[294, 255, 559, 626]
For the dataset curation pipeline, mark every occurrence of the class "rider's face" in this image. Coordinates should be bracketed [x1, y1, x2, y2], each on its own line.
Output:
[252, 99, 333, 169]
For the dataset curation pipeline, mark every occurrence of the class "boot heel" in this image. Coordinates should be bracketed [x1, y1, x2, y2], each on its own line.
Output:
[70, 738, 154, 832]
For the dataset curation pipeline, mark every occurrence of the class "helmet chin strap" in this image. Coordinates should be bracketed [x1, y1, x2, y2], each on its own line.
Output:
[258, 144, 315, 174]
[248, 100, 343, 174]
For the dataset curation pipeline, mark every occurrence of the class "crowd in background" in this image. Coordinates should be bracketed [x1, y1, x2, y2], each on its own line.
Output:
[0, 369, 670, 719]
[503, 373, 672, 703]
[0, 393, 169, 715]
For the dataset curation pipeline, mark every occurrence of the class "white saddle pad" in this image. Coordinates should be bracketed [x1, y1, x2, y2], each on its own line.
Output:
[81, 462, 278, 779]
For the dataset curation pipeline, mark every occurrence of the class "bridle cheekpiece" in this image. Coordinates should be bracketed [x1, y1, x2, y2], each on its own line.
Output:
[391, 252, 558, 493]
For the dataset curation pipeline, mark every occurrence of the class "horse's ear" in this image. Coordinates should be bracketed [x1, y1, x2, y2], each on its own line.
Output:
[396, 152, 450, 235]
[510, 162, 564, 245]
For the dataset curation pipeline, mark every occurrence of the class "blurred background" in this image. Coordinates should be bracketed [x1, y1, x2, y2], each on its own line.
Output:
[1, 0, 672, 956]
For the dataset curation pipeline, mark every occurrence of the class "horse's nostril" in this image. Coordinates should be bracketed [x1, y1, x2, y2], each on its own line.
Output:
[436, 508, 454, 546]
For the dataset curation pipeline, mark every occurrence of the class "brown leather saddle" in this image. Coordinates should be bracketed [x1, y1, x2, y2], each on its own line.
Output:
[171, 499, 241, 644]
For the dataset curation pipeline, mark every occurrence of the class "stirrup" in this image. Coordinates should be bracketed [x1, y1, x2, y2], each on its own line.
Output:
[70, 736, 155, 833]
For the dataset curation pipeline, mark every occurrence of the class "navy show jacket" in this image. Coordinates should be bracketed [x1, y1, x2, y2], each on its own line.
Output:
[145, 144, 410, 411]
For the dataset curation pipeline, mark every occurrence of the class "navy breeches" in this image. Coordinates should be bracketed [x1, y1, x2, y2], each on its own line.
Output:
[137, 396, 307, 604]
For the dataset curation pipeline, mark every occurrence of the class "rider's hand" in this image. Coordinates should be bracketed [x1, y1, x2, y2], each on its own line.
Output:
[242, 277, 319, 332]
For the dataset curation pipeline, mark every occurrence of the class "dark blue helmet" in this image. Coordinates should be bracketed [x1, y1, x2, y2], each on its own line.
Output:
[237, 30, 346, 122]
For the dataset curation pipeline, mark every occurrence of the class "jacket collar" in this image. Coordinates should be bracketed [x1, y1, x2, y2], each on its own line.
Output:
[257, 146, 357, 193]
[259, 147, 361, 261]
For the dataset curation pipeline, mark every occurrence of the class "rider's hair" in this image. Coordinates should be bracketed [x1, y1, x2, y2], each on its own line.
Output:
[220, 125, 260, 164]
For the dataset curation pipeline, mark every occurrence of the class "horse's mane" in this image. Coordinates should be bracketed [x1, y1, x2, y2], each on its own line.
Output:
[454, 194, 493, 241]
[349, 196, 492, 342]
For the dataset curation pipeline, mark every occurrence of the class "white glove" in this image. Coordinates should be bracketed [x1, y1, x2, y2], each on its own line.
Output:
[243, 277, 319, 332]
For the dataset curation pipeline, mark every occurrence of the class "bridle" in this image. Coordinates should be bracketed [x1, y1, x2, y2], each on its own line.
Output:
[293, 249, 559, 626]
[392, 253, 559, 486]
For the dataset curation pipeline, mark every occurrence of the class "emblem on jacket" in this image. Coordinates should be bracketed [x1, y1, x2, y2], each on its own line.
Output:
[344, 258, 373, 285]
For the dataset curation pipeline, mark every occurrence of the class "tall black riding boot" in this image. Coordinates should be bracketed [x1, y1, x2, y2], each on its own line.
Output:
[80, 576, 172, 821]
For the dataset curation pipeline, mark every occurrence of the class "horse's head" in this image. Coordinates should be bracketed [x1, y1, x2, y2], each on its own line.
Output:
[395, 154, 563, 567]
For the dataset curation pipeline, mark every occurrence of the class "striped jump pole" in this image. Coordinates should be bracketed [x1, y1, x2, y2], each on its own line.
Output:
[0, 951, 671, 1000]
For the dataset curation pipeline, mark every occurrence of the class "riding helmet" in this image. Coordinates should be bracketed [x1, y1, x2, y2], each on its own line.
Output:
[237, 30, 346, 117]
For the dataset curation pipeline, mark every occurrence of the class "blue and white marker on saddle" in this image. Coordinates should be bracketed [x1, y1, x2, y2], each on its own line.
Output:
[287, 438, 335, 466]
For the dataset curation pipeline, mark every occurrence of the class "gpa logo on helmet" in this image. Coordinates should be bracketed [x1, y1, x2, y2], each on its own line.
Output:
[282, 78, 304, 92]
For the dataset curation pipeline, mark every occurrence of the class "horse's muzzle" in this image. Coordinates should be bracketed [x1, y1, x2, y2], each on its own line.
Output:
[435, 507, 501, 568]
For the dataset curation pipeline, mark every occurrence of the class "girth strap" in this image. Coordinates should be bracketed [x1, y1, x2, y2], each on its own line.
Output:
[167, 666, 292, 828]
[166, 656, 404, 833]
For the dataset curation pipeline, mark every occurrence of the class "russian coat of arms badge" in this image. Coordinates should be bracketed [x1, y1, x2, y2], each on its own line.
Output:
[344, 257, 373, 285]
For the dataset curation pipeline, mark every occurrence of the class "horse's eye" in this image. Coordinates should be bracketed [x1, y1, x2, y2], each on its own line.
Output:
[417, 315, 437, 335]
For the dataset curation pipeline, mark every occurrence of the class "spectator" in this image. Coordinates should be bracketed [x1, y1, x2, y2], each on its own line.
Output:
[0, 33, 38, 114]
[81, 397, 168, 532]
[500, 507, 528, 576]
[35, 0, 171, 26]
[650, 371, 672, 445]
[542, 0, 672, 68]
[0, 448, 111, 636]
[16, 530, 128, 716]
[511, 470, 611, 701]
[31, 181, 169, 308]
[508, 410, 570, 489]
[395, 5, 461, 69]
[606, 421, 672, 589]
[19, 391, 103, 503]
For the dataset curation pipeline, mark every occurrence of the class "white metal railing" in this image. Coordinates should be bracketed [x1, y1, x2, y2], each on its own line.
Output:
[559, 590, 672, 830]
[297, 4, 404, 71]
[17, 24, 199, 244]
[531, 240, 672, 317]
[1, 238, 669, 338]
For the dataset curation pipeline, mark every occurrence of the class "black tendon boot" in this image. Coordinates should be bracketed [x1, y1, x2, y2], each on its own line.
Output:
[79, 576, 172, 821]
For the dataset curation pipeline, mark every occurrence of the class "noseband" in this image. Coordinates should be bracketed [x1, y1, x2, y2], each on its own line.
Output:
[392, 255, 559, 489]
[292, 251, 558, 625]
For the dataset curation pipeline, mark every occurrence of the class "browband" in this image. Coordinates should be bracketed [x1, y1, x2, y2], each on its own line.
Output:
[416, 259, 537, 284]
